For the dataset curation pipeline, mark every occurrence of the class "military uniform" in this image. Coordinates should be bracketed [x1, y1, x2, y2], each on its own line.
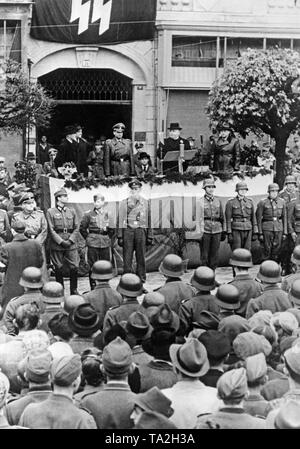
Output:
[104, 137, 134, 176]
[288, 199, 300, 246]
[118, 192, 152, 283]
[155, 279, 195, 315]
[228, 274, 263, 318]
[225, 196, 258, 250]
[246, 285, 291, 319]
[279, 188, 300, 274]
[102, 299, 140, 335]
[12, 209, 48, 245]
[282, 270, 300, 293]
[200, 194, 225, 269]
[83, 284, 122, 330]
[4, 291, 45, 335]
[256, 197, 287, 261]
[179, 293, 220, 335]
[46, 202, 79, 290]
[80, 207, 113, 286]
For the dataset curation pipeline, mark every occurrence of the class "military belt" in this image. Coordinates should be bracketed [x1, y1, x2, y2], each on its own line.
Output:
[112, 156, 129, 162]
[263, 218, 279, 222]
[55, 228, 74, 233]
[88, 229, 108, 235]
[233, 218, 250, 222]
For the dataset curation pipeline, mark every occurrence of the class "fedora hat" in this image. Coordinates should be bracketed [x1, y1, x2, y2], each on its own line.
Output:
[134, 387, 174, 418]
[142, 328, 176, 359]
[169, 338, 209, 378]
[126, 311, 151, 339]
[68, 304, 100, 337]
[168, 122, 182, 130]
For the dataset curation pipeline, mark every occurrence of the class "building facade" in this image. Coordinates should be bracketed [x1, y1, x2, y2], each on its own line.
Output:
[1, 0, 300, 167]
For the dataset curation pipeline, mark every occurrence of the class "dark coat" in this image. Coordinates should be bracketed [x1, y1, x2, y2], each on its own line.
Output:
[0, 234, 43, 309]
[200, 368, 224, 388]
[82, 383, 136, 429]
[228, 274, 263, 317]
[196, 407, 266, 429]
[179, 293, 220, 334]
[138, 360, 177, 393]
[19, 393, 97, 429]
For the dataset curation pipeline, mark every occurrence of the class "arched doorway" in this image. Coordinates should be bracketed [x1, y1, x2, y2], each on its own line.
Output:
[38, 68, 133, 145]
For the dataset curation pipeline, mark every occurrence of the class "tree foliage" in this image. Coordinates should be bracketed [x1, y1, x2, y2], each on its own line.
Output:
[207, 48, 300, 138]
[0, 59, 55, 134]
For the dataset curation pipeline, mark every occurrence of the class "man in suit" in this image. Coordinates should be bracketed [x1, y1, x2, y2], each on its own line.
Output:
[73, 124, 89, 176]
[158, 122, 191, 173]
[104, 123, 134, 176]
[56, 125, 78, 170]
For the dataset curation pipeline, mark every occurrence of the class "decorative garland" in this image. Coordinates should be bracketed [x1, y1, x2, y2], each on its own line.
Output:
[64, 167, 272, 191]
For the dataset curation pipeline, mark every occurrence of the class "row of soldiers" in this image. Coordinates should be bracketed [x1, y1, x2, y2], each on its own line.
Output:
[202, 174, 300, 274]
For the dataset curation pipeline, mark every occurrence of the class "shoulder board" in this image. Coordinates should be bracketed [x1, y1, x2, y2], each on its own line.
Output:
[82, 291, 89, 296]
[227, 197, 235, 202]
[106, 139, 112, 144]
[246, 197, 254, 203]
[9, 296, 20, 303]
[153, 286, 163, 292]
[181, 298, 190, 304]
[84, 209, 92, 214]
[35, 209, 44, 214]
[124, 139, 132, 143]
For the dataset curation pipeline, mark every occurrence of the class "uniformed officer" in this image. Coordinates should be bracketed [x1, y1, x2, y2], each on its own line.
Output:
[228, 248, 263, 317]
[179, 266, 219, 335]
[288, 191, 300, 248]
[200, 178, 226, 270]
[118, 180, 153, 287]
[46, 188, 80, 294]
[102, 273, 143, 335]
[80, 194, 113, 289]
[246, 260, 291, 318]
[12, 192, 48, 246]
[225, 182, 258, 251]
[279, 175, 299, 275]
[83, 261, 122, 330]
[104, 123, 134, 176]
[256, 183, 287, 262]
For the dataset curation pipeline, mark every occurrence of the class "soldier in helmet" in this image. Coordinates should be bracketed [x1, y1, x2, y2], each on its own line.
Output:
[80, 194, 114, 289]
[200, 178, 226, 270]
[288, 279, 300, 309]
[102, 273, 143, 335]
[256, 183, 287, 262]
[118, 180, 153, 289]
[228, 249, 263, 317]
[225, 182, 258, 251]
[64, 294, 86, 315]
[215, 284, 241, 320]
[179, 266, 220, 335]
[246, 261, 291, 319]
[155, 254, 195, 314]
[282, 245, 300, 292]
[4, 267, 45, 335]
[104, 123, 134, 176]
[46, 188, 80, 295]
[38, 281, 65, 332]
[279, 175, 299, 275]
[83, 261, 122, 330]
[0, 221, 43, 310]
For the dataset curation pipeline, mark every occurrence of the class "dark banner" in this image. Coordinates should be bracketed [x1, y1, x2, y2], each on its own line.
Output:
[30, 0, 156, 44]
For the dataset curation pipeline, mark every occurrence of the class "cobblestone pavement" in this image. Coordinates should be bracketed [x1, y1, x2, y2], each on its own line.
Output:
[64, 265, 261, 300]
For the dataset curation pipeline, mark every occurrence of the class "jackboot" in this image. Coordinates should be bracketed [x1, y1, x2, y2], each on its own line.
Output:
[55, 270, 64, 288]
[70, 269, 79, 295]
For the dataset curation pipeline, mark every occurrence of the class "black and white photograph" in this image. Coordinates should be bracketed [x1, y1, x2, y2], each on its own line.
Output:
[0, 0, 300, 434]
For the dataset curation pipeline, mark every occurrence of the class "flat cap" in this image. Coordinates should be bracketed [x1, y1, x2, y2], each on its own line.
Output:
[126, 311, 151, 338]
[245, 353, 268, 383]
[218, 315, 250, 343]
[199, 330, 231, 361]
[217, 368, 248, 401]
[51, 354, 82, 386]
[141, 292, 165, 308]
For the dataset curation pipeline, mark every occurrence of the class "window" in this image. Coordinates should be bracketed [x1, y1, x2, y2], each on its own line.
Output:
[226, 38, 264, 61]
[172, 36, 218, 67]
[0, 20, 21, 63]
